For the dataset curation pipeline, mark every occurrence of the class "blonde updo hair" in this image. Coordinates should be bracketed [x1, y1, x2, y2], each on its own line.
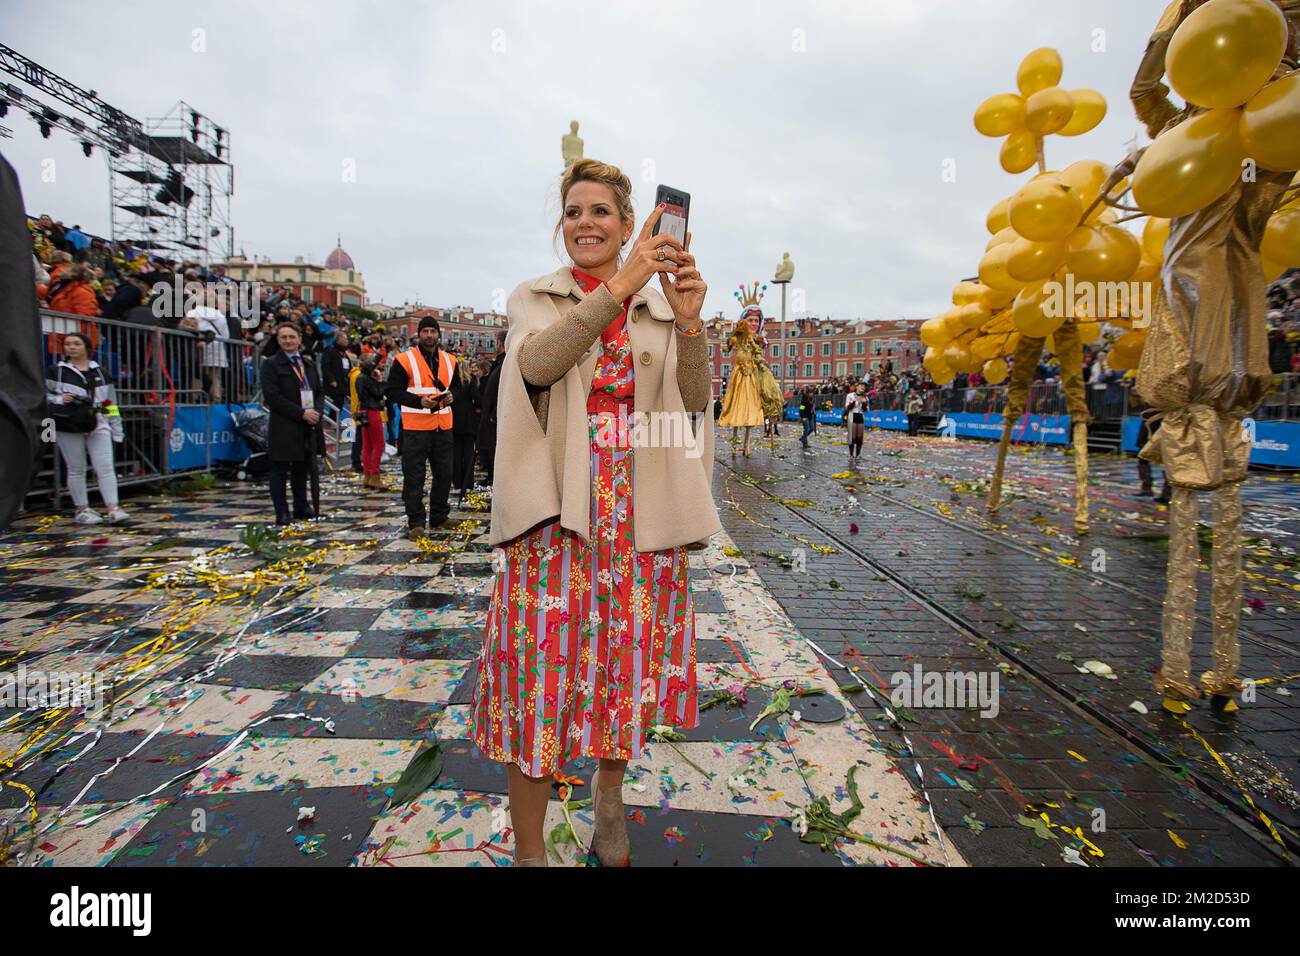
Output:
[554, 158, 635, 247]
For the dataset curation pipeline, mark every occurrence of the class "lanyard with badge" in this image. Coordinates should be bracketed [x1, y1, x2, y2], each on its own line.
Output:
[288, 354, 313, 410]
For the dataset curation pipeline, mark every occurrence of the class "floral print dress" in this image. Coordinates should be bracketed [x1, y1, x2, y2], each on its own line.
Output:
[469, 269, 700, 776]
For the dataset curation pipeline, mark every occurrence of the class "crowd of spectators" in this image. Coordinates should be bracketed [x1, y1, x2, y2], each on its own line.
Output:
[27, 213, 443, 407]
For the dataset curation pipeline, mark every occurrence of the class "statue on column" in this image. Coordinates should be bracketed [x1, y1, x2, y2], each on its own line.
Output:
[562, 120, 584, 168]
[775, 251, 795, 281]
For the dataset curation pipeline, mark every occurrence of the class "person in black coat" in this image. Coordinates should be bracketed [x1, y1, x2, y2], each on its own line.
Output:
[476, 349, 504, 486]
[319, 331, 352, 415]
[0, 153, 47, 531]
[260, 321, 324, 524]
[450, 360, 482, 499]
[101, 276, 146, 319]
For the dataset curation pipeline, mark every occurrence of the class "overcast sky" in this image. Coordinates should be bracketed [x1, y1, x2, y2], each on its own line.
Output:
[3, 1, 1162, 322]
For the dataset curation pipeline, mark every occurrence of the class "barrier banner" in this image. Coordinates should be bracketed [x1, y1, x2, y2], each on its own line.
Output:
[1121, 417, 1300, 467]
[1247, 421, 1300, 467]
[863, 410, 909, 431]
[937, 412, 1071, 445]
[167, 404, 252, 470]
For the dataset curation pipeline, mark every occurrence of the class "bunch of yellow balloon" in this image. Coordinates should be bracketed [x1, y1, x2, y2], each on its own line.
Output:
[1132, 0, 1300, 237]
[965, 47, 1136, 535]
[974, 48, 1107, 175]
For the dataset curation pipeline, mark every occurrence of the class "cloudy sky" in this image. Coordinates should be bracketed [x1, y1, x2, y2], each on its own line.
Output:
[3, 1, 1162, 322]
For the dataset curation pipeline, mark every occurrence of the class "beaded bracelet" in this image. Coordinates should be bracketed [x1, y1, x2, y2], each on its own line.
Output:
[674, 322, 703, 337]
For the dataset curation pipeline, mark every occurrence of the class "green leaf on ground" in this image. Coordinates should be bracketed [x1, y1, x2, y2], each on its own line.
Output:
[387, 744, 443, 807]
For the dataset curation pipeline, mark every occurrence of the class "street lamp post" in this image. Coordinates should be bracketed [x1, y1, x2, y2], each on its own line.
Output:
[772, 279, 789, 398]
[772, 252, 795, 400]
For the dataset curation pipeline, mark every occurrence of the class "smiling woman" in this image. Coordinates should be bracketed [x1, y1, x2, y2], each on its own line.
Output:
[468, 158, 721, 868]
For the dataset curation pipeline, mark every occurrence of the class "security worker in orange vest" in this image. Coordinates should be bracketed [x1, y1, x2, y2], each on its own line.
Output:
[384, 316, 457, 540]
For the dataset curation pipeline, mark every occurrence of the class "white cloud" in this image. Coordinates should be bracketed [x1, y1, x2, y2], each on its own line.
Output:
[2, 0, 1160, 321]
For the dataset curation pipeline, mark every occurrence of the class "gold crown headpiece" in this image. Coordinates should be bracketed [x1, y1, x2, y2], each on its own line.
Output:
[733, 281, 767, 311]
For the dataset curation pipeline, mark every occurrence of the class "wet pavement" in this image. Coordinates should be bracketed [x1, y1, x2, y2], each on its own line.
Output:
[0, 424, 1295, 867]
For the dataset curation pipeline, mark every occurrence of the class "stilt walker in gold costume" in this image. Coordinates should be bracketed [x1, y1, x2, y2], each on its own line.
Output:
[987, 325, 1090, 535]
[1126, 0, 1299, 715]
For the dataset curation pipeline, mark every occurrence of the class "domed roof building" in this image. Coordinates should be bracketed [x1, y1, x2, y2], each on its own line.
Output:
[223, 233, 366, 308]
[324, 236, 355, 271]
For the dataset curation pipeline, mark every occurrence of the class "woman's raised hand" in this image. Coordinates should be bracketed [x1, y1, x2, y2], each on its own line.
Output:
[660, 231, 705, 324]
[607, 204, 685, 303]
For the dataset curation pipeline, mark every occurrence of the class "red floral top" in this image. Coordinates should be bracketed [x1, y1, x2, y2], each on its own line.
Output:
[573, 268, 635, 414]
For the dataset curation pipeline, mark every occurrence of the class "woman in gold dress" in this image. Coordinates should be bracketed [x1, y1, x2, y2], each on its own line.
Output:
[717, 315, 765, 456]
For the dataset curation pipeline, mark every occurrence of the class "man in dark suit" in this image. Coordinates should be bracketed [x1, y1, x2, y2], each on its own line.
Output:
[260, 321, 324, 524]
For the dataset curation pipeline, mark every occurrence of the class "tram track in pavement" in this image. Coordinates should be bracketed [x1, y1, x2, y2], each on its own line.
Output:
[716, 453, 1297, 860]
[752, 439, 1298, 661]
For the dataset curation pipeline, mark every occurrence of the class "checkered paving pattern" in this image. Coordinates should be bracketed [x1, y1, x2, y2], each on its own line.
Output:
[0, 465, 957, 868]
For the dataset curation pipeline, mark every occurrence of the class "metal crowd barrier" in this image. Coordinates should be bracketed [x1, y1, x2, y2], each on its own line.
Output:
[31, 309, 262, 507]
[795, 374, 1300, 424]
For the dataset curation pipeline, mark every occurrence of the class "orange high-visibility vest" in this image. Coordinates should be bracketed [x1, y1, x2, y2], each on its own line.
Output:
[396, 347, 456, 431]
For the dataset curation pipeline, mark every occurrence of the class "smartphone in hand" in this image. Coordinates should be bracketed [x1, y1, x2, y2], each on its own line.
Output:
[651, 185, 690, 245]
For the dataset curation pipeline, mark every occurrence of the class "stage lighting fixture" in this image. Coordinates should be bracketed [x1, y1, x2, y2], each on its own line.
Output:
[0, 100, 8, 118]
[81, 141, 92, 157]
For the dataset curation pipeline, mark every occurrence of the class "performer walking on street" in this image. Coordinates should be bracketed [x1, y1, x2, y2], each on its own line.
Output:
[384, 316, 457, 540]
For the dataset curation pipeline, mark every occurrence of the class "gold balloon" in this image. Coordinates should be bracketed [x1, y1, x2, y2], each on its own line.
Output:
[1024, 86, 1075, 136]
[982, 357, 1010, 384]
[952, 280, 990, 306]
[975, 93, 1026, 137]
[984, 286, 1018, 310]
[1132, 254, 1161, 283]
[1065, 225, 1142, 282]
[1076, 320, 1101, 345]
[1009, 175, 1083, 242]
[1000, 129, 1039, 175]
[920, 317, 953, 348]
[942, 308, 968, 339]
[1017, 48, 1063, 97]
[1058, 88, 1107, 136]
[1107, 340, 1145, 372]
[1263, 258, 1286, 282]
[978, 243, 1025, 293]
[1131, 109, 1246, 218]
[1142, 217, 1171, 261]
[1012, 279, 1067, 338]
[985, 226, 1019, 251]
[986, 197, 1011, 234]
[1261, 207, 1300, 266]
[971, 334, 1006, 362]
[1241, 71, 1300, 172]
[1006, 235, 1068, 282]
[957, 301, 992, 330]
[1058, 159, 1109, 207]
[942, 340, 973, 374]
[924, 347, 952, 382]
[1166, 0, 1288, 110]
[930, 363, 956, 386]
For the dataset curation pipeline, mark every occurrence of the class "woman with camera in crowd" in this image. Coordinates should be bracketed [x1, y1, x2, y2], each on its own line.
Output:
[46, 331, 127, 525]
[468, 158, 720, 867]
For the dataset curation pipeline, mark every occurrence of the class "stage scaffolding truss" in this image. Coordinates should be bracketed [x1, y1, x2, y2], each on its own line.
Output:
[109, 101, 233, 265]
[0, 44, 233, 266]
